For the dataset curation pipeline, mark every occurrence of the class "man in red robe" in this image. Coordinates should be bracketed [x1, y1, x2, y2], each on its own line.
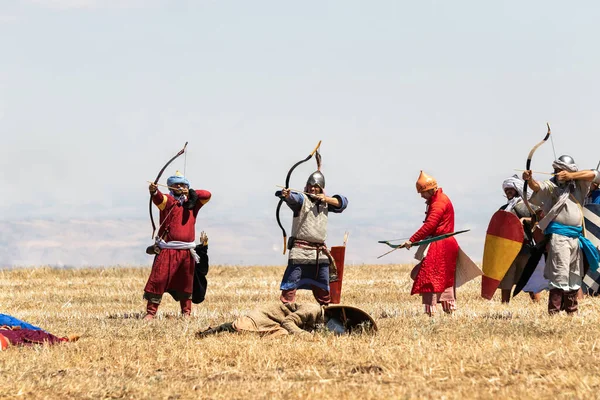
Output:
[144, 172, 211, 320]
[402, 171, 459, 316]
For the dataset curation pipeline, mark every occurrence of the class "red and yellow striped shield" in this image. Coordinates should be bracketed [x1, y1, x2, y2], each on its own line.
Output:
[481, 210, 524, 299]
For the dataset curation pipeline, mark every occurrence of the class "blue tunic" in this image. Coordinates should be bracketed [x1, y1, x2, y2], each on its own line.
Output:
[590, 190, 600, 205]
[0, 314, 43, 331]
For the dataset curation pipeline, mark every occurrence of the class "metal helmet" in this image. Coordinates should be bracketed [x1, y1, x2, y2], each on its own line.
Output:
[558, 155, 576, 165]
[325, 317, 346, 335]
[416, 170, 437, 193]
[307, 171, 325, 190]
[323, 305, 378, 333]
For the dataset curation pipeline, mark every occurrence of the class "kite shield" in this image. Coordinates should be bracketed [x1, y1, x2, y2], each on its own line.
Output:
[481, 210, 524, 299]
[324, 305, 378, 333]
[583, 204, 600, 294]
[329, 246, 346, 304]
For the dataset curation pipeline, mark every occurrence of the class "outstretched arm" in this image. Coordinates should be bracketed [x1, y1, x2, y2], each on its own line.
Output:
[148, 184, 169, 211]
[275, 189, 304, 212]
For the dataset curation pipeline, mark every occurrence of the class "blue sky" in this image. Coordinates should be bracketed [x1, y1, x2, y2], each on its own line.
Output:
[1, 0, 599, 266]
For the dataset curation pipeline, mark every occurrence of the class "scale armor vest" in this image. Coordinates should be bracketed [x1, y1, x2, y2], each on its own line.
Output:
[288, 194, 329, 264]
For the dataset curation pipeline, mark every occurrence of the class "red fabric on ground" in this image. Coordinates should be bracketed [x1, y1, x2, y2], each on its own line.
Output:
[410, 188, 459, 294]
[0, 328, 66, 346]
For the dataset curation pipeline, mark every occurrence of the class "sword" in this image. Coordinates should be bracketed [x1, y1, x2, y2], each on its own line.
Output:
[377, 230, 470, 259]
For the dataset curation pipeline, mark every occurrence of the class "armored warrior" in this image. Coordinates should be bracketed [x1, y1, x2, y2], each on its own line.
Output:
[402, 171, 459, 316]
[523, 155, 600, 314]
[144, 172, 211, 319]
[276, 170, 348, 305]
[497, 175, 540, 303]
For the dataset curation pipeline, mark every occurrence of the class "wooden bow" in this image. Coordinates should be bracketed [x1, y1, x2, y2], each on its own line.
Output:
[149, 142, 188, 239]
[522, 123, 551, 219]
[275, 141, 321, 254]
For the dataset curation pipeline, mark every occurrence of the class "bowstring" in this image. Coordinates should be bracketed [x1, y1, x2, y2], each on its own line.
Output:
[157, 145, 188, 238]
[184, 147, 188, 178]
[550, 133, 557, 161]
[380, 236, 410, 242]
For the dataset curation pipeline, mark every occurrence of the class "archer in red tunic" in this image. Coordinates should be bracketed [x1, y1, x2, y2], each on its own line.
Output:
[403, 171, 459, 316]
[144, 172, 211, 319]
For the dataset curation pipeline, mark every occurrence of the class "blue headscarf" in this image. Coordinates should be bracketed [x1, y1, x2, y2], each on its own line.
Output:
[167, 174, 190, 188]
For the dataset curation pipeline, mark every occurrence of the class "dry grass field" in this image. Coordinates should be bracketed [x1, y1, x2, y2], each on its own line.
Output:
[2, 264, 600, 399]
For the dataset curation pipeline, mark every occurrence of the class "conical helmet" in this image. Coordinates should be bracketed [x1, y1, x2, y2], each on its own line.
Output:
[307, 171, 325, 190]
[416, 171, 437, 193]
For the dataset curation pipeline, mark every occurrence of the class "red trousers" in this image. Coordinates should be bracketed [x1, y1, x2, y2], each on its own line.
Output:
[144, 249, 194, 303]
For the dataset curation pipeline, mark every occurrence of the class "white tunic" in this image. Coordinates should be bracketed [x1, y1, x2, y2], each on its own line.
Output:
[530, 177, 597, 291]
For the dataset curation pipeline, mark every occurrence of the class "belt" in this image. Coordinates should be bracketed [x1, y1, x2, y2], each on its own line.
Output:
[292, 239, 338, 282]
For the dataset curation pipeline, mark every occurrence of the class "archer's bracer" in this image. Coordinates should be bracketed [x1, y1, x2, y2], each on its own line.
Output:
[307, 171, 325, 189]
[324, 305, 378, 333]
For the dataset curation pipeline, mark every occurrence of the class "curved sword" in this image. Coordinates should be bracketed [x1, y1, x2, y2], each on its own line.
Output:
[377, 230, 470, 259]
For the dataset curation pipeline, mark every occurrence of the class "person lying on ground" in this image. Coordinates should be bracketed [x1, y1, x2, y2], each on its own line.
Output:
[0, 314, 79, 350]
[196, 303, 377, 338]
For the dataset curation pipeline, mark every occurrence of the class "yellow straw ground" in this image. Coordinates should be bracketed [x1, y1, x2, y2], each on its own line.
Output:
[1, 265, 600, 399]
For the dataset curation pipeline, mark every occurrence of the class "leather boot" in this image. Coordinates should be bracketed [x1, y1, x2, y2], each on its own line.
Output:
[144, 301, 159, 320]
[180, 299, 192, 317]
[529, 292, 542, 303]
[312, 286, 331, 306]
[548, 289, 563, 315]
[280, 289, 296, 304]
[564, 290, 579, 314]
